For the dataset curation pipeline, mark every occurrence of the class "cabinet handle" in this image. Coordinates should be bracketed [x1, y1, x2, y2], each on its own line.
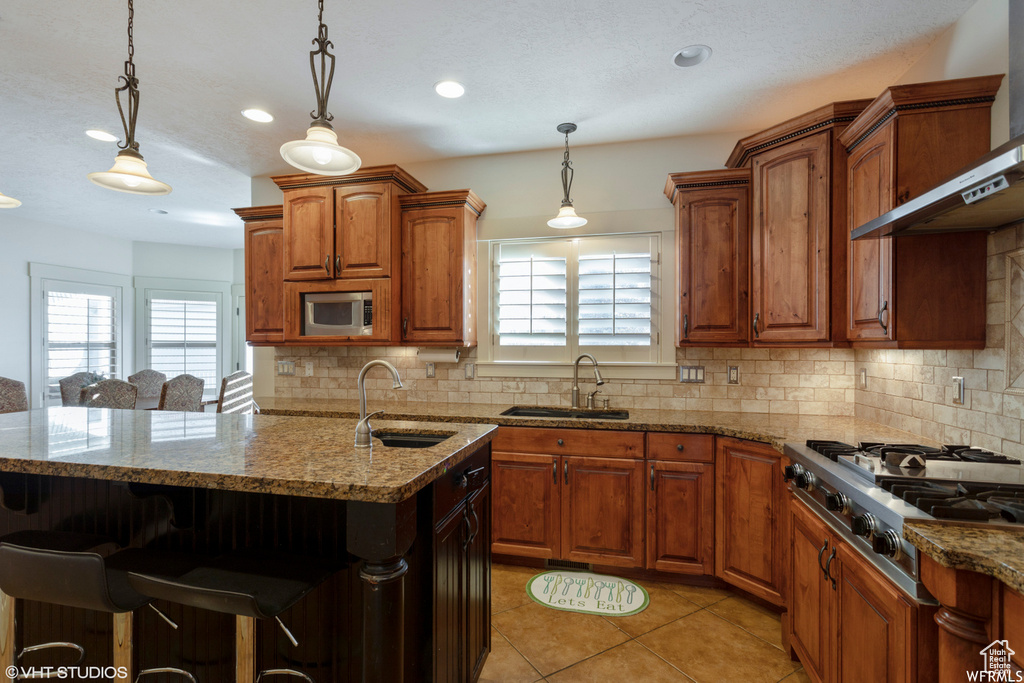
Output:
[467, 501, 479, 546]
[817, 538, 829, 579]
[650, 465, 655, 491]
[335, 255, 341, 273]
[402, 317, 408, 338]
[824, 548, 837, 590]
[753, 312, 760, 339]
[557, 438, 564, 446]
[462, 506, 472, 552]
[552, 460, 557, 485]
[878, 300, 889, 335]
[564, 461, 568, 485]
[683, 314, 689, 339]
[324, 255, 330, 273]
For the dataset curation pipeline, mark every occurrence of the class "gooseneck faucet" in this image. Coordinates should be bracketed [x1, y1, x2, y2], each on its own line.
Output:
[571, 353, 605, 409]
[355, 360, 403, 447]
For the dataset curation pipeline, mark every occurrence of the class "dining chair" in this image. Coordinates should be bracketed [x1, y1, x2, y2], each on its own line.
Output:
[0, 377, 28, 414]
[80, 379, 138, 409]
[59, 372, 102, 407]
[158, 374, 205, 412]
[128, 369, 168, 399]
[216, 371, 257, 414]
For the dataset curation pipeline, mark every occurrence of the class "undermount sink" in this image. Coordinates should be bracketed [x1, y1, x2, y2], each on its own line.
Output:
[372, 431, 453, 448]
[500, 406, 629, 420]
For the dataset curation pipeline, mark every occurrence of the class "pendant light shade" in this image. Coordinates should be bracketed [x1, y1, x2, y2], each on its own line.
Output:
[88, 0, 171, 196]
[0, 191, 22, 209]
[547, 122, 587, 229]
[281, 0, 361, 176]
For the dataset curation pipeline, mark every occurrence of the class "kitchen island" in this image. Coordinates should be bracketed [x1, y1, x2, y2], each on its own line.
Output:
[0, 407, 496, 682]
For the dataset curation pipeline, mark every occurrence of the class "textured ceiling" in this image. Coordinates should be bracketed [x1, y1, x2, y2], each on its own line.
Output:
[0, 0, 977, 249]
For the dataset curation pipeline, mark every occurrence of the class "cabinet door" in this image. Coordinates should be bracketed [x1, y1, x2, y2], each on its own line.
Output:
[401, 208, 465, 343]
[678, 186, 749, 344]
[715, 437, 785, 605]
[465, 486, 491, 683]
[751, 132, 831, 343]
[244, 219, 285, 343]
[646, 461, 714, 575]
[335, 183, 392, 279]
[434, 502, 466, 683]
[562, 457, 644, 568]
[835, 543, 913, 683]
[847, 124, 894, 342]
[789, 497, 834, 683]
[283, 186, 333, 281]
[491, 452, 560, 559]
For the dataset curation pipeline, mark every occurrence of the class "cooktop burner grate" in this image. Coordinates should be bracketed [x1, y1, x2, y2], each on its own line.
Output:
[881, 480, 1024, 522]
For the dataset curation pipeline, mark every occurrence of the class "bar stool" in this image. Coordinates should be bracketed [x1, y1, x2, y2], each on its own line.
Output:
[126, 550, 335, 682]
[0, 531, 195, 681]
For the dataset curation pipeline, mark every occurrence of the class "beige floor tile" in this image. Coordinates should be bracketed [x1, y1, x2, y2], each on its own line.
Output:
[659, 581, 733, 607]
[479, 627, 544, 683]
[492, 564, 540, 614]
[707, 596, 785, 649]
[604, 583, 701, 637]
[547, 640, 695, 682]
[780, 668, 812, 682]
[638, 610, 800, 683]
[492, 601, 630, 676]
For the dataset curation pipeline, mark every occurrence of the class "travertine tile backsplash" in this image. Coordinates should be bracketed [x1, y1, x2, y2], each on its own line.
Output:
[273, 226, 1024, 453]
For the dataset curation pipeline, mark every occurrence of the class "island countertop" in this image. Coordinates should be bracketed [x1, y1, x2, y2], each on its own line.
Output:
[903, 519, 1024, 594]
[0, 407, 496, 503]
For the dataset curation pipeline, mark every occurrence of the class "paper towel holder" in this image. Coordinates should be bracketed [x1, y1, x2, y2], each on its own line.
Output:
[416, 348, 461, 363]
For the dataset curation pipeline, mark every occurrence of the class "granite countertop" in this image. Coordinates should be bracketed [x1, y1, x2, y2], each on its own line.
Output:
[904, 520, 1024, 594]
[256, 397, 943, 451]
[0, 408, 496, 503]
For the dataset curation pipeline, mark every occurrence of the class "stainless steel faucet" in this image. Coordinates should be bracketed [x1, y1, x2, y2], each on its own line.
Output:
[355, 360, 403, 447]
[571, 353, 605, 409]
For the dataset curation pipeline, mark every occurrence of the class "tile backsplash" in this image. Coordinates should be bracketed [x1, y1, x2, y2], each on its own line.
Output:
[272, 225, 1024, 454]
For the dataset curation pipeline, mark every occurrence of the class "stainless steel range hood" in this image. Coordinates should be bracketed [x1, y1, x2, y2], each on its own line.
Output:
[851, 136, 1024, 239]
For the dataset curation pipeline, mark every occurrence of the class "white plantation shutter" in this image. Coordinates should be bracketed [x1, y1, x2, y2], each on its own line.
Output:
[496, 241, 569, 347]
[42, 282, 120, 405]
[578, 237, 653, 347]
[146, 291, 220, 392]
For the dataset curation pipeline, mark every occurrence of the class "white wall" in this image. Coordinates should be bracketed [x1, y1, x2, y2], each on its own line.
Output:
[132, 241, 241, 283]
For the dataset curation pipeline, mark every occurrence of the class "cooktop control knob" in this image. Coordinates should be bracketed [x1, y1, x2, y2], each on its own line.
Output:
[871, 530, 904, 560]
[794, 470, 817, 491]
[851, 513, 877, 538]
[824, 491, 850, 515]
[783, 464, 800, 482]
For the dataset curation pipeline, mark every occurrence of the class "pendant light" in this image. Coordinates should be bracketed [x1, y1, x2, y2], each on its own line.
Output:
[547, 122, 587, 229]
[87, 0, 171, 196]
[280, 0, 361, 176]
[0, 191, 22, 209]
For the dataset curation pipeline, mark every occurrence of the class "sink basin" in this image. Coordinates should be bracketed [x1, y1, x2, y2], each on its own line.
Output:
[500, 406, 629, 420]
[373, 431, 453, 448]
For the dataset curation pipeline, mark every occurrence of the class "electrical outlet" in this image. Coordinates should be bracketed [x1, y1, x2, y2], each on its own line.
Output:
[952, 376, 965, 405]
[305, 361, 314, 377]
[678, 365, 705, 383]
[860, 368, 867, 389]
[465, 363, 475, 379]
[728, 366, 739, 384]
[425, 362, 435, 378]
[276, 361, 295, 376]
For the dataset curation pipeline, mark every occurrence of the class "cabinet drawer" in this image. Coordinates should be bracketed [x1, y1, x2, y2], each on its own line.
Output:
[433, 445, 490, 522]
[1005, 586, 1024, 671]
[492, 426, 643, 459]
[647, 433, 713, 462]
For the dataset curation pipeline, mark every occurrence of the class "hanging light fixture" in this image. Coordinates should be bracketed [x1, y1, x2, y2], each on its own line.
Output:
[280, 0, 361, 176]
[547, 123, 587, 229]
[87, 0, 171, 196]
[0, 191, 22, 209]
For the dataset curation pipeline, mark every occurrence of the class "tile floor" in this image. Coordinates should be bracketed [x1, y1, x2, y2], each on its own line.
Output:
[480, 564, 810, 683]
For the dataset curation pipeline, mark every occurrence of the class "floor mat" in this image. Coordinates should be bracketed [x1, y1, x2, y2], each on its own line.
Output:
[526, 570, 649, 616]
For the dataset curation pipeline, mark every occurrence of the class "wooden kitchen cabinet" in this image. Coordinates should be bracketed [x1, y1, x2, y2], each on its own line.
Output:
[664, 169, 750, 345]
[840, 76, 1001, 348]
[281, 185, 333, 280]
[234, 205, 285, 344]
[646, 459, 715, 575]
[282, 278, 393, 344]
[790, 498, 834, 683]
[490, 427, 645, 568]
[715, 436, 786, 605]
[728, 100, 870, 345]
[399, 190, 485, 347]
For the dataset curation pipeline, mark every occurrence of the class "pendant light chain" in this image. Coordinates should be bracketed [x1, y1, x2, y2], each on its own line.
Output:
[560, 129, 575, 207]
[309, 0, 336, 125]
[115, 0, 141, 154]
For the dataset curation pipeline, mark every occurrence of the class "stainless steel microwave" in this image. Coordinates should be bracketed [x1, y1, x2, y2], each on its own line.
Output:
[303, 291, 373, 336]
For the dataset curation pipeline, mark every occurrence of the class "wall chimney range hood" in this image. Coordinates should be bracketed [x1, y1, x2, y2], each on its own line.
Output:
[851, 136, 1024, 239]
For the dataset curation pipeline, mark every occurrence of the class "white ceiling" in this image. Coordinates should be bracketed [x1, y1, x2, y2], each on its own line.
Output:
[0, 0, 978, 249]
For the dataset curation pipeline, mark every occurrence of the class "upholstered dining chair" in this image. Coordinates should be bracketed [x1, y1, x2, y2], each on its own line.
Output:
[0, 377, 28, 414]
[80, 379, 138, 410]
[127, 369, 167, 399]
[59, 372, 102, 407]
[216, 371, 257, 414]
[158, 374, 205, 412]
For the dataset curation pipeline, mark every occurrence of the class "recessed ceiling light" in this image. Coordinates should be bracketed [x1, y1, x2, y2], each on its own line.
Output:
[434, 80, 465, 98]
[241, 109, 274, 123]
[85, 129, 119, 142]
[148, 208, 168, 214]
[673, 45, 712, 67]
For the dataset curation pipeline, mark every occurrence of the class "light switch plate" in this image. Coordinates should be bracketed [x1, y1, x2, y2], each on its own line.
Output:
[276, 361, 295, 376]
[465, 363, 475, 379]
[953, 376, 965, 405]
[425, 362, 435, 378]
[679, 365, 705, 383]
[305, 361, 314, 377]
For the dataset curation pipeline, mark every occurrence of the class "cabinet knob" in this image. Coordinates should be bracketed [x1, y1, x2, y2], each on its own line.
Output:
[676, 444, 684, 451]
[557, 439, 564, 446]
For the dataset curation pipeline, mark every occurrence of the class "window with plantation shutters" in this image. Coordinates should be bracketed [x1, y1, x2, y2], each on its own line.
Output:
[145, 291, 220, 394]
[42, 282, 120, 406]
[578, 237, 653, 347]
